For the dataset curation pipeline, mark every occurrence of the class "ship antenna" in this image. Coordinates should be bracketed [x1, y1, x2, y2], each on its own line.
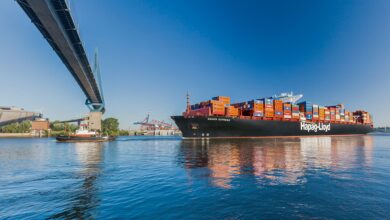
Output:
[186, 91, 191, 113]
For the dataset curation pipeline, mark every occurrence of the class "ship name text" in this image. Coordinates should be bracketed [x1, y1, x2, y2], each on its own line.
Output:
[207, 118, 231, 122]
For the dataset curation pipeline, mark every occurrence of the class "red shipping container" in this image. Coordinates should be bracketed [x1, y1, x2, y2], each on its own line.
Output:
[186, 107, 211, 117]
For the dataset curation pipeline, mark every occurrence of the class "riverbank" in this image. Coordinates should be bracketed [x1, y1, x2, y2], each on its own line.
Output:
[0, 133, 46, 138]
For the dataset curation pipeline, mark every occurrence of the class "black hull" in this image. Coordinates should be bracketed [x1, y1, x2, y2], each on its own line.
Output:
[171, 116, 373, 138]
[56, 135, 116, 142]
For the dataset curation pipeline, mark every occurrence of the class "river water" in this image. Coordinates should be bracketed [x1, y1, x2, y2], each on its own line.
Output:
[0, 135, 389, 219]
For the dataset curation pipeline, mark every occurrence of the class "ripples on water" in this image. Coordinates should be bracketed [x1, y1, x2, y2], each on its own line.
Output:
[0, 135, 389, 219]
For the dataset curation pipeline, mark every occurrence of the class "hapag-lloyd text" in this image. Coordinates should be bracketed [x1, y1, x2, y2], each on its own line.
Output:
[300, 122, 331, 132]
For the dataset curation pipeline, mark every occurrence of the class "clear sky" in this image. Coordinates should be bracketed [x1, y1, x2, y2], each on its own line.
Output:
[1, 0, 389, 128]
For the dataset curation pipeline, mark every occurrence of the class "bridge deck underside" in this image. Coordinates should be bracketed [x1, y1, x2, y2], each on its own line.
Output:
[17, 0, 103, 110]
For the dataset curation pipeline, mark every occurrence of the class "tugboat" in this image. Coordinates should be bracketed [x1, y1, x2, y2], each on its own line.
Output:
[56, 125, 115, 142]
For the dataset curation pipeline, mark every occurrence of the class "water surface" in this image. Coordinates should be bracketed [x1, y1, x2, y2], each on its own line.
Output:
[0, 135, 389, 219]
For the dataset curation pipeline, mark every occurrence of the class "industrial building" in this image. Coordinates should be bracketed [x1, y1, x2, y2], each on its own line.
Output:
[0, 106, 41, 127]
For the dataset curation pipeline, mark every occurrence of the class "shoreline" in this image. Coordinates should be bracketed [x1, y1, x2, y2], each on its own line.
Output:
[0, 133, 48, 138]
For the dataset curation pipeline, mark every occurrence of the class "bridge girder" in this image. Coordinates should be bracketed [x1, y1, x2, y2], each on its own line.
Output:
[17, 0, 105, 112]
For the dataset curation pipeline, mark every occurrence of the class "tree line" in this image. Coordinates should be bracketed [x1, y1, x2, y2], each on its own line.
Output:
[0, 121, 31, 133]
[0, 117, 129, 136]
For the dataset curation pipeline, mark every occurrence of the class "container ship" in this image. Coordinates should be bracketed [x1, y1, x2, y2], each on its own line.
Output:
[172, 93, 373, 138]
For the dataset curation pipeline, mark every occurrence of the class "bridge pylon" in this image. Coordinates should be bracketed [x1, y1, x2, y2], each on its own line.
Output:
[87, 112, 102, 132]
[85, 49, 105, 113]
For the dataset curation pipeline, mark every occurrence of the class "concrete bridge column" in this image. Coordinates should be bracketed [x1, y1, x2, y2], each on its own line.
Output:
[88, 112, 102, 131]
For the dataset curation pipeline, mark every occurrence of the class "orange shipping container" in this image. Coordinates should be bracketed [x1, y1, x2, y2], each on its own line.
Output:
[210, 100, 224, 105]
[319, 108, 325, 121]
[225, 106, 239, 117]
[349, 112, 354, 123]
[273, 100, 283, 111]
[213, 96, 231, 105]
[211, 102, 225, 115]
[253, 103, 264, 112]
[264, 109, 274, 117]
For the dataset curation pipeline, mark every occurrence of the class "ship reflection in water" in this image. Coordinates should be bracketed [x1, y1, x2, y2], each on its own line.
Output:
[178, 136, 374, 189]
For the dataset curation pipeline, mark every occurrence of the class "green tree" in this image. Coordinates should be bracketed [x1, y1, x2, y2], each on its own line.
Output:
[67, 123, 79, 132]
[102, 118, 119, 136]
[50, 121, 79, 132]
[19, 121, 31, 133]
[0, 120, 31, 133]
[50, 121, 65, 131]
[119, 129, 130, 136]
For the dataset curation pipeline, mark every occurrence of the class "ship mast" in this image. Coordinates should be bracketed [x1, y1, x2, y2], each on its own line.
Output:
[186, 91, 191, 113]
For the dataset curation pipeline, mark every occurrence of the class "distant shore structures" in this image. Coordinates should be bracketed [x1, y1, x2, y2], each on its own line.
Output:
[0, 106, 42, 127]
[133, 114, 179, 136]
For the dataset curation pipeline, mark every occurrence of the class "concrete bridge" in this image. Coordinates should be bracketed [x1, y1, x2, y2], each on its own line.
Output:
[17, 0, 105, 130]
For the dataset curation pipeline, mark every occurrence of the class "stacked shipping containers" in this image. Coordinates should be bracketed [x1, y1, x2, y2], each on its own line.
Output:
[335, 106, 340, 122]
[298, 101, 313, 120]
[274, 100, 283, 118]
[349, 112, 354, 123]
[319, 106, 325, 121]
[292, 104, 300, 119]
[313, 104, 319, 120]
[354, 111, 372, 124]
[324, 108, 330, 121]
[185, 95, 371, 125]
[263, 98, 274, 118]
[210, 100, 225, 115]
[283, 103, 292, 119]
[329, 107, 336, 122]
[345, 111, 350, 122]
[211, 96, 231, 116]
[225, 106, 239, 117]
[249, 100, 264, 117]
[213, 96, 231, 105]
[340, 108, 345, 122]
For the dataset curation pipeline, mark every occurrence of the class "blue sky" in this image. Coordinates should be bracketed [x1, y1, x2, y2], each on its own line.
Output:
[1, 0, 389, 127]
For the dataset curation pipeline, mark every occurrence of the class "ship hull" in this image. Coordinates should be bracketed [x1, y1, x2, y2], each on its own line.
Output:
[171, 116, 373, 138]
[56, 135, 116, 142]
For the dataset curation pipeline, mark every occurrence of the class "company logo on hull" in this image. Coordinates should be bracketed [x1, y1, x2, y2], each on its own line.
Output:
[300, 122, 331, 132]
